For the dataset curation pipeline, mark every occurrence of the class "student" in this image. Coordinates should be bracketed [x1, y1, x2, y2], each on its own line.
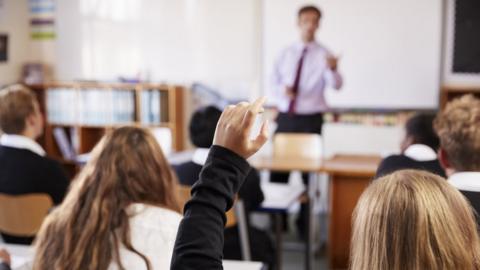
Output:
[0, 249, 11, 270]
[171, 98, 269, 270]
[375, 113, 445, 178]
[351, 170, 480, 270]
[174, 106, 274, 267]
[434, 95, 480, 222]
[0, 85, 69, 244]
[33, 127, 182, 269]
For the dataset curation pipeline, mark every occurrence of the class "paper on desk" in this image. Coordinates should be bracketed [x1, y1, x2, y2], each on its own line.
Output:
[11, 255, 32, 270]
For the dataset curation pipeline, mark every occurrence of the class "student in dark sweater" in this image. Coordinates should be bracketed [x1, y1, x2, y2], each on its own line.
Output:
[0, 85, 69, 244]
[174, 106, 274, 268]
[375, 113, 445, 178]
[171, 97, 269, 270]
[434, 95, 480, 224]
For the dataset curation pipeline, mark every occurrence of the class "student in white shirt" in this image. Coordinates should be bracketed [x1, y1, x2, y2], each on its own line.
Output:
[375, 113, 445, 178]
[434, 95, 480, 223]
[33, 126, 182, 270]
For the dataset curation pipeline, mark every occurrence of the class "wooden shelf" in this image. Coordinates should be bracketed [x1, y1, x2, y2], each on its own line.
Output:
[26, 82, 186, 180]
[441, 85, 480, 108]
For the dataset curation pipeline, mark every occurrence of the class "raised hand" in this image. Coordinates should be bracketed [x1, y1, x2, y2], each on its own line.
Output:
[213, 97, 269, 159]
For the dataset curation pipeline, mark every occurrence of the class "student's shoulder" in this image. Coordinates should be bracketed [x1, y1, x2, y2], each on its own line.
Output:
[129, 204, 182, 231]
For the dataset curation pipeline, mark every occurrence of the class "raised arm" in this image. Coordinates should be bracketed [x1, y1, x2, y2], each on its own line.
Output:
[171, 98, 269, 270]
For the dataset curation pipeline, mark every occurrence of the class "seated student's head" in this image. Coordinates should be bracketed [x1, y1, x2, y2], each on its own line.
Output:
[0, 85, 44, 139]
[33, 126, 180, 269]
[189, 106, 222, 148]
[400, 113, 439, 152]
[351, 170, 480, 270]
[434, 95, 480, 175]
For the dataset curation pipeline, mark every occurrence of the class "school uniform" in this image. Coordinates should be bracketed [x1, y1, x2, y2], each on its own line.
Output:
[173, 148, 274, 268]
[111, 203, 182, 270]
[448, 172, 480, 224]
[0, 134, 69, 244]
[171, 146, 251, 270]
[0, 262, 10, 270]
[375, 144, 446, 178]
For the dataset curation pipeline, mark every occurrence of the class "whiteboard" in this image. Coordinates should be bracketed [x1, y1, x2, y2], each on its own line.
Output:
[262, 0, 443, 109]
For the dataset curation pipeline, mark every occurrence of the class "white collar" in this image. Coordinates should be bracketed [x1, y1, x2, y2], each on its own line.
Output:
[0, 134, 46, 156]
[403, 144, 437, 162]
[192, 148, 210, 166]
[448, 172, 480, 192]
[294, 40, 319, 50]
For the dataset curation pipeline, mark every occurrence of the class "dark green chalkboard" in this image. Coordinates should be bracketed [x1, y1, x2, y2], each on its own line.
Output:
[453, 0, 480, 73]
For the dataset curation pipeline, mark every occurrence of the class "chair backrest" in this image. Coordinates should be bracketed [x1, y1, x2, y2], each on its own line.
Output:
[273, 133, 323, 159]
[178, 185, 237, 227]
[0, 193, 53, 237]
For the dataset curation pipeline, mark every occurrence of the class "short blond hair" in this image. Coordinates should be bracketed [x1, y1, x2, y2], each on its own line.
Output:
[434, 95, 480, 171]
[351, 170, 480, 270]
[0, 84, 38, 134]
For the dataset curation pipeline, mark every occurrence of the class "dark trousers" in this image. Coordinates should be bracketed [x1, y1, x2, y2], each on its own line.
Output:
[270, 112, 323, 235]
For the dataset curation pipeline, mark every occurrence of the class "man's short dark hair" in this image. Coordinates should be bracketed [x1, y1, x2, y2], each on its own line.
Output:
[405, 113, 440, 151]
[189, 106, 222, 148]
[298, 5, 322, 19]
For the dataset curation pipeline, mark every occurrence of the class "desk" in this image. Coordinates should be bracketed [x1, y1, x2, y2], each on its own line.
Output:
[0, 244, 265, 270]
[322, 155, 380, 269]
[251, 154, 380, 270]
[251, 156, 323, 270]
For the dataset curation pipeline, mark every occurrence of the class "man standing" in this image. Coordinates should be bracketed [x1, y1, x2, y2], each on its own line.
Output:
[269, 5, 343, 235]
[271, 5, 342, 137]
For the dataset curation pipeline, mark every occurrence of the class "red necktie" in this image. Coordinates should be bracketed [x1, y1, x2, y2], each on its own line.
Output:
[288, 47, 308, 114]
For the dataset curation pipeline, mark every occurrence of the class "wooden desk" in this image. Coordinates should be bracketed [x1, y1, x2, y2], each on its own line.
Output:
[251, 156, 323, 270]
[323, 155, 380, 269]
[251, 154, 381, 270]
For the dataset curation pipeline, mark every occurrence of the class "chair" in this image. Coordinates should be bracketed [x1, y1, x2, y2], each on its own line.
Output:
[0, 193, 53, 237]
[273, 133, 323, 159]
[178, 185, 251, 260]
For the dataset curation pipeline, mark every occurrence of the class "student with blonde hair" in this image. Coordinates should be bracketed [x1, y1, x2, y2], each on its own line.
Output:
[351, 170, 480, 270]
[33, 126, 181, 270]
[0, 85, 69, 244]
[434, 95, 480, 222]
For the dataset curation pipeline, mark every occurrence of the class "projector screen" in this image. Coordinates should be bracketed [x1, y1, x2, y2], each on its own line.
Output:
[262, 0, 443, 109]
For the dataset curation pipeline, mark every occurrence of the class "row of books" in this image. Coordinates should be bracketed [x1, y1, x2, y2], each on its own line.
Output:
[46, 88, 167, 125]
[53, 126, 173, 162]
[323, 112, 411, 126]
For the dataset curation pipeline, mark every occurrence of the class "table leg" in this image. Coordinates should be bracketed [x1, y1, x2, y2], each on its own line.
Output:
[305, 173, 315, 270]
[274, 213, 283, 270]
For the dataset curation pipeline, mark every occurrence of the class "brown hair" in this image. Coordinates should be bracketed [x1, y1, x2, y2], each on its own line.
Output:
[351, 170, 480, 270]
[298, 5, 322, 19]
[0, 84, 39, 134]
[33, 126, 181, 270]
[434, 95, 480, 171]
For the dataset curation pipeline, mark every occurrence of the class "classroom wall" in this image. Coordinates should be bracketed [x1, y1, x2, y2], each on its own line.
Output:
[55, 0, 262, 100]
[0, 0, 30, 85]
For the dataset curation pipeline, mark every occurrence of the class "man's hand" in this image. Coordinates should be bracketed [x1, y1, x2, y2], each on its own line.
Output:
[326, 55, 339, 71]
[213, 97, 269, 159]
[285, 86, 295, 99]
[0, 249, 11, 266]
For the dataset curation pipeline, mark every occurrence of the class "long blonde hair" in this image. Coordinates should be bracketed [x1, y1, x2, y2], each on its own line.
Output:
[33, 126, 181, 270]
[351, 170, 480, 270]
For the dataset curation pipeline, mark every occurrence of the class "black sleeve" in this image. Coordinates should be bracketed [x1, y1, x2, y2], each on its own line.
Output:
[42, 160, 70, 205]
[171, 146, 251, 270]
[238, 169, 264, 212]
[375, 156, 402, 179]
[0, 263, 11, 270]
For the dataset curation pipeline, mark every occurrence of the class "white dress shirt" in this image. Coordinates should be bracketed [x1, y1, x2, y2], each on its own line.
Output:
[448, 172, 480, 193]
[270, 41, 343, 114]
[403, 144, 437, 162]
[0, 134, 46, 156]
[110, 203, 182, 270]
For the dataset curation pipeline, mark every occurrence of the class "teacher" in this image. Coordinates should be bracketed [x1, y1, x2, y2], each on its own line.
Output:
[269, 5, 343, 236]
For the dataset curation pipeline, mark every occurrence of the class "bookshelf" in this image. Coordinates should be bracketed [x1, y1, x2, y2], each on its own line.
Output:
[27, 82, 185, 178]
[441, 85, 480, 108]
